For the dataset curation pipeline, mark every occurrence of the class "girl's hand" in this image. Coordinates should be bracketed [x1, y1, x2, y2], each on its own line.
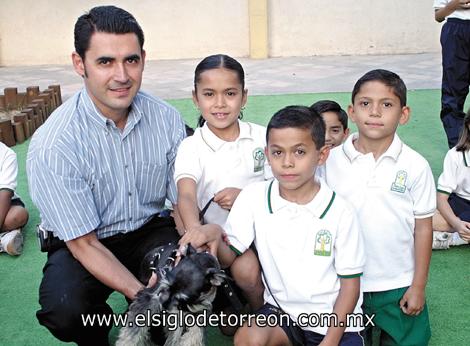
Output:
[178, 224, 222, 256]
[214, 187, 241, 210]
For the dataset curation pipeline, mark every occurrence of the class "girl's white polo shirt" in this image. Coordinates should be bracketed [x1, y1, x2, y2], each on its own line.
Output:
[225, 179, 365, 335]
[437, 147, 470, 201]
[174, 120, 271, 225]
[324, 134, 436, 292]
[0, 142, 18, 198]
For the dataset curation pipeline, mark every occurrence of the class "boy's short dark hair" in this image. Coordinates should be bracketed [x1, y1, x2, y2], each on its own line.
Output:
[267, 106, 325, 149]
[310, 100, 348, 130]
[74, 5, 144, 59]
[351, 69, 407, 107]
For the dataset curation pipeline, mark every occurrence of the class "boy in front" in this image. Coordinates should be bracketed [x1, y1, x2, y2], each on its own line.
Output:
[323, 69, 435, 345]
[180, 106, 365, 345]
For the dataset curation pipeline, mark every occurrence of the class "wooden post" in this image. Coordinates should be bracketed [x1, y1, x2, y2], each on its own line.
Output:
[0, 119, 16, 146]
[4, 88, 18, 110]
[13, 122, 25, 144]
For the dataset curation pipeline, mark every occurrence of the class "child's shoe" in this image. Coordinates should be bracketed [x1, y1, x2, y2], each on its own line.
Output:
[432, 231, 451, 250]
[0, 229, 24, 256]
[449, 232, 469, 247]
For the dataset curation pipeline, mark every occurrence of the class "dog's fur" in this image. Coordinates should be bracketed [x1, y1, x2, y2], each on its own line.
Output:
[116, 243, 226, 346]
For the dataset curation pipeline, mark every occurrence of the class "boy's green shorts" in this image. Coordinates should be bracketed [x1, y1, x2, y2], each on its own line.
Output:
[362, 286, 431, 346]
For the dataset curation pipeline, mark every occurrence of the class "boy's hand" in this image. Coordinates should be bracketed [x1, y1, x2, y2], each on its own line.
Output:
[399, 286, 425, 316]
[178, 224, 222, 256]
[214, 187, 241, 210]
[455, 0, 470, 9]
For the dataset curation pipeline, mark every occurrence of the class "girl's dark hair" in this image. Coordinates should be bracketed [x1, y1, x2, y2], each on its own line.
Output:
[74, 6, 144, 60]
[267, 106, 326, 150]
[455, 111, 470, 152]
[194, 54, 245, 127]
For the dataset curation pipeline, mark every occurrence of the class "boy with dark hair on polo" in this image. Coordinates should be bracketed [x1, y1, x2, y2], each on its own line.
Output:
[323, 69, 435, 345]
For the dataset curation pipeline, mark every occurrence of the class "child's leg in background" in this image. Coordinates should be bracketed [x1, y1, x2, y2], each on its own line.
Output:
[2, 205, 29, 231]
[440, 19, 470, 149]
[231, 248, 264, 310]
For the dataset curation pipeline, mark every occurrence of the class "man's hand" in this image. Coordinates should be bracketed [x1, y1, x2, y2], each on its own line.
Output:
[457, 0, 470, 9]
[214, 187, 241, 210]
[399, 286, 425, 316]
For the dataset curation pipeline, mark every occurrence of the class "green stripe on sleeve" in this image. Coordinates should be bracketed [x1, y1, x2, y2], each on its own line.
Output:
[437, 189, 451, 195]
[319, 192, 336, 219]
[229, 245, 242, 256]
[338, 273, 363, 278]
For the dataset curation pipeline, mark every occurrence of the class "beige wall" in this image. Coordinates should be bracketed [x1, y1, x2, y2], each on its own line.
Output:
[268, 0, 441, 56]
[0, 0, 441, 66]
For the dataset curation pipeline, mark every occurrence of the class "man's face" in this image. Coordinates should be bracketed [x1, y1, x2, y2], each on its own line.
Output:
[72, 32, 145, 119]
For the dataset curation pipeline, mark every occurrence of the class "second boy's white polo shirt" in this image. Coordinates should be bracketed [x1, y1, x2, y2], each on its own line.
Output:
[225, 179, 365, 335]
[434, 0, 470, 20]
[437, 147, 470, 200]
[0, 142, 19, 200]
[323, 134, 436, 292]
[175, 120, 271, 225]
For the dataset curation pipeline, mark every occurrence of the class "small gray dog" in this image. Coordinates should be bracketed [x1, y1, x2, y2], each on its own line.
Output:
[116, 243, 226, 346]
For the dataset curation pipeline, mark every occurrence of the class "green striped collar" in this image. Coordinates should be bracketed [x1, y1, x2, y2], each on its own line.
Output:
[267, 179, 336, 219]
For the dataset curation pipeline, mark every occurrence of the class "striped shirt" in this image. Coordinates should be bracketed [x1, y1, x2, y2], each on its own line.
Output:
[27, 88, 186, 241]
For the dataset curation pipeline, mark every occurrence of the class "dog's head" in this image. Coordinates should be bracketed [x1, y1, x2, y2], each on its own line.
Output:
[159, 244, 226, 312]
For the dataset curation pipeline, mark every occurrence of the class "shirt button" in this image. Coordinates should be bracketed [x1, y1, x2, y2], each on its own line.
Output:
[124, 164, 128, 169]
[128, 192, 132, 196]
[129, 217, 133, 221]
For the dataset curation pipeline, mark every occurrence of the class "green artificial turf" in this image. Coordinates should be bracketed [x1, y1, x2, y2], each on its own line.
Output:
[0, 89, 468, 346]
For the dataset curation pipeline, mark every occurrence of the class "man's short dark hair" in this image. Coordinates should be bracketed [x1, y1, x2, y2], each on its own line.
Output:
[310, 100, 348, 130]
[267, 106, 325, 150]
[74, 5, 144, 59]
[351, 69, 407, 107]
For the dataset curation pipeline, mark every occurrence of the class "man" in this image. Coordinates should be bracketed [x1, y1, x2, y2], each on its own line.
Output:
[27, 6, 186, 345]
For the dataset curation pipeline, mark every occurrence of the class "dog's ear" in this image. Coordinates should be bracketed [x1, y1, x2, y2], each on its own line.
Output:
[206, 267, 227, 286]
[186, 243, 197, 256]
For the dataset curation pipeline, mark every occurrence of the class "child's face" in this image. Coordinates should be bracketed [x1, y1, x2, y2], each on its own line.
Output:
[321, 111, 349, 148]
[266, 127, 329, 194]
[192, 67, 247, 138]
[349, 81, 409, 143]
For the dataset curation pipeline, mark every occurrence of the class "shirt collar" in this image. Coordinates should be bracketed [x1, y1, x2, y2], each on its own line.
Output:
[463, 150, 470, 167]
[79, 88, 142, 133]
[342, 132, 403, 162]
[267, 178, 336, 219]
[200, 120, 253, 151]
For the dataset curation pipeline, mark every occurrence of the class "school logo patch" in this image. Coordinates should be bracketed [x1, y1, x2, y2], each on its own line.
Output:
[253, 147, 265, 172]
[314, 230, 332, 256]
[391, 170, 407, 193]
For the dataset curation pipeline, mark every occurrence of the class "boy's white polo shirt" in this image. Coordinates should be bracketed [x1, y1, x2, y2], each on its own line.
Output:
[225, 179, 365, 335]
[324, 133, 436, 292]
[0, 142, 18, 199]
[437, 147, 470, 200]
[175, 120, 271, 225]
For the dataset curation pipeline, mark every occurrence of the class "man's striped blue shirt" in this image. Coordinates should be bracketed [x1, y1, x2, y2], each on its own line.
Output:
[27, 89, 186, 241]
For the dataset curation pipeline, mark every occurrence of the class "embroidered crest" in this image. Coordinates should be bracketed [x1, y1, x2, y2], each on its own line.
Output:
[314, 230, 332, 256]
[391, 170, 407, 193]
[253, 147, 265, 172]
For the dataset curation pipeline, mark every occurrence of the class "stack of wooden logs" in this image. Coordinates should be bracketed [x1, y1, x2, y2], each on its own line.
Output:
[0, 85, 62, 146]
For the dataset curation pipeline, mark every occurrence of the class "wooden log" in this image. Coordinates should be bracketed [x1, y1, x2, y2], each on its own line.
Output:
[22, 108, 34, 120]
[49, 85, 62, 105]
[23, 119, 31, 139]
[0, 119, 16, 146]
[0, 95, 5, 110]
[4, 88, 18, 110]
[13, 122, 25, 144]
[13, 114, 27, 123]
[26, 86, 40, 104]
[32, 99, 46, 120]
